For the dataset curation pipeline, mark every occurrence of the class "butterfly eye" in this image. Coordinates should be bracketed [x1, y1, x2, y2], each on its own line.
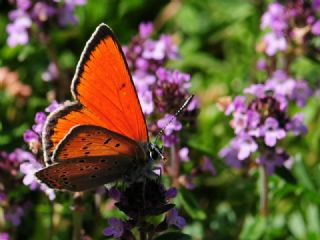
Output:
[150, 150, 159, 160]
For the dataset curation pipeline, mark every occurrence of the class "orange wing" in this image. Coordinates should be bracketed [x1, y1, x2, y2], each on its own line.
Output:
[72, 23, 147, 140]
[43, 24, 148, 164]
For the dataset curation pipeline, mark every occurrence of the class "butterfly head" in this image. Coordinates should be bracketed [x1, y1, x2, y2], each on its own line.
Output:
[148, 143, 164, 162]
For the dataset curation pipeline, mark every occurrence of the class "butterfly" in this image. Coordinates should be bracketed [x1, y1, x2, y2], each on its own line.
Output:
[35, 23, 165, 192]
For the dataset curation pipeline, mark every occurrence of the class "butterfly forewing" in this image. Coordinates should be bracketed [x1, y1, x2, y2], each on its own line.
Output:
[42, 24, 148, 165]
[36, 155, 133, 191]
[72, 23, 148, 142]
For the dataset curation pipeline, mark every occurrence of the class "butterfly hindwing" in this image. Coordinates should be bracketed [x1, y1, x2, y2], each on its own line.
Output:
[36, 155, 134, 191]
[52, 125, 146, 162]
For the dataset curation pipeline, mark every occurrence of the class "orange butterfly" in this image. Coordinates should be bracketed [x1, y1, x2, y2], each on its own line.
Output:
[36, 24, 164, 191]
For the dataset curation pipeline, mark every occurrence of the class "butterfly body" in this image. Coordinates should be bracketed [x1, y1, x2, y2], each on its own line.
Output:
[36, 24, 162, 191]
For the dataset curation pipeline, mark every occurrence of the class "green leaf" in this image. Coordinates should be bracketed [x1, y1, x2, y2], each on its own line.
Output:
[153, 231, 191, 240]
[240, 215, 266, 240]
[178, 189, 206, 220]
[293, 154, 316, 191]
[288, 211, 306, 238]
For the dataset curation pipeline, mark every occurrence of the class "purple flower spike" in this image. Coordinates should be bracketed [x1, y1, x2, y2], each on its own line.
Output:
[103, 218, 125, 238]
[166, 208, 186, 229]
[262, 117, 286, 147]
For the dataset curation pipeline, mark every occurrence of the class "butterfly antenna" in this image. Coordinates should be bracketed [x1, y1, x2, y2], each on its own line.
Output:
[154, 94, 194, 145]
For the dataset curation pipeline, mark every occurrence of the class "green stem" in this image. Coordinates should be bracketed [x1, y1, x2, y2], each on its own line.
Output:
[72, 195, 83, 240]
[259, 165, 268, 216]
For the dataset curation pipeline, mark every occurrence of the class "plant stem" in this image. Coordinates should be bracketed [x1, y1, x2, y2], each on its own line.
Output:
[170, 144, 180, 187]
[72, 194, 83, 240]
[139, 229, 146, 240]
[48, 202, 54, 240]
[259, 164, 268, 216]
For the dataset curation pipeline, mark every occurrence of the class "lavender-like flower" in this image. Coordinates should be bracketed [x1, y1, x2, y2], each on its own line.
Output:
[219, 69, 309, 174]
[6, 0, 86, 47]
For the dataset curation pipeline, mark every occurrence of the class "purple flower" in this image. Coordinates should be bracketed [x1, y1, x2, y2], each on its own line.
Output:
[157, 114, 182, 136]
[312, 20, 320, 35]
[6, 10, 31, 47]
[256, 59, 267, 70]
[291, 80, 312, 107]
[179, 147, 189, 162]
[201, 157, 216, 176]
[17, 0, 31, 10]
[219, 144, 242, 169]
[266, 70, 295, 97]
[5, 206, 24, 226]
[236, 134, 258, 160]
[165, 187, 177, 199]
[256, 148, 291, 174]
[23, 130, 39, 143]
[42, 62, 58, 82]
[32, 112, 46, 134]
[103, 218, 125, 238]
[312, 0, 320, 11]
[45, 100, 61, 113]
[244, 84, 267, 98]
[262, 117, 286, 147]
[225, 96, 247, 115]
[17, 149, 55, 200]
[261, 2, 287, 34]
[263, 32, 287, 56]
[137, 90, 154, 115]
[139, 22, 153, 38]
[166, 208, 186, 229]
[31, 2, 56, 22]
[285, 113, 307, 136]
[0, 232, 9, 240]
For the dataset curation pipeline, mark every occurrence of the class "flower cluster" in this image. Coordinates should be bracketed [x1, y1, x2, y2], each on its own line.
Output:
[0, 148, 55, 200]
[219, 69, 310, 174]
[103, 180, 185, 239]
[22, 100, 61, 199]
[259, 1, 320, 57]
[123, 22, 198, 148]
[6, 0, 86, 47]
[24, 100, 60, 154]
